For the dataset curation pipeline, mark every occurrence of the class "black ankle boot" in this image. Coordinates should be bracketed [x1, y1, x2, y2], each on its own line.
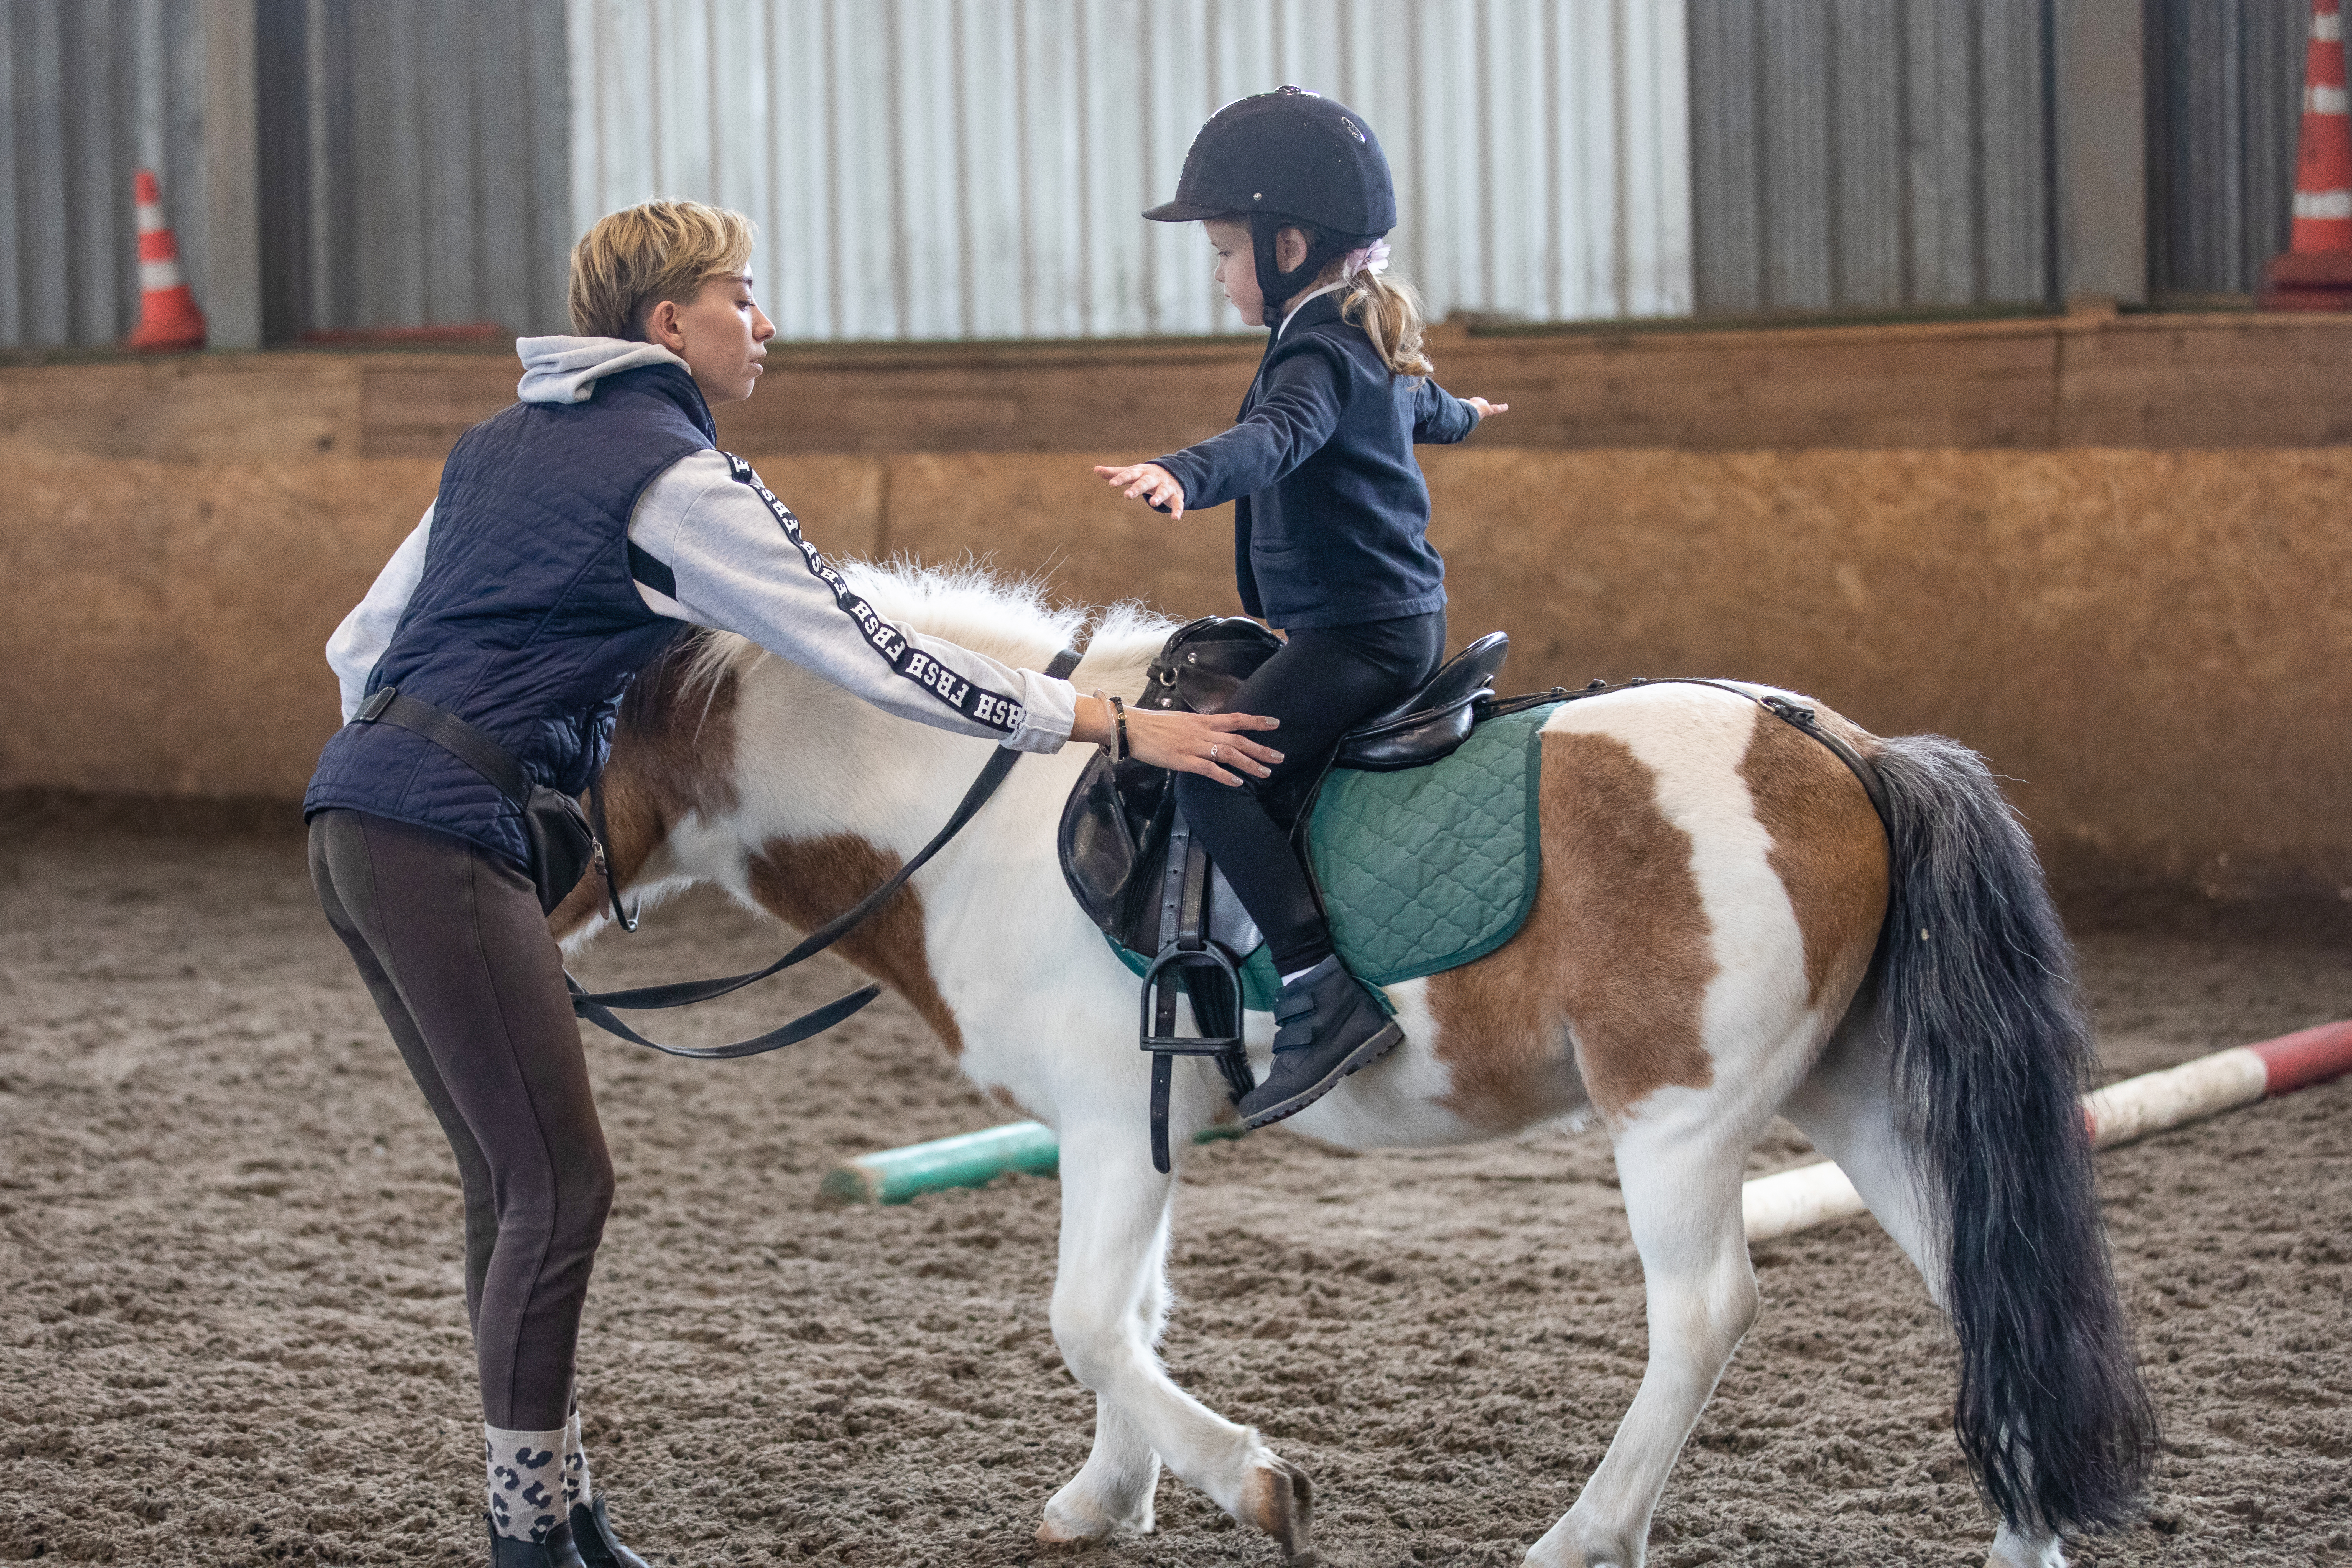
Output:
[1238, 955, 1403, 1127]
[485, 1514, 586, 1568]
[571, 1498, 652, 1568]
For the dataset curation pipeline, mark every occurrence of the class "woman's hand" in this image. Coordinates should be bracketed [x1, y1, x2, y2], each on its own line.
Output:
[1464, 396, 1508, 419]
[1093, 462, 1187, 519]
[1072, 697, 1282, 786]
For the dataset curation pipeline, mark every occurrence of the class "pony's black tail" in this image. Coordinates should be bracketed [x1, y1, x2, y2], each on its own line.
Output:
[1868, 733, 2159, 1537]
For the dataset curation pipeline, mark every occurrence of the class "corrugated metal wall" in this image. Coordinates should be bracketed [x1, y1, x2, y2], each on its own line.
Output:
[1688, 0, 2058, 314]
[2145, 0, 2308, 300]
[0, 0, 208, 349]
[2, 2, 2317, 350]
[566, 0, 1694, 342]
[260, 0, 572, 339]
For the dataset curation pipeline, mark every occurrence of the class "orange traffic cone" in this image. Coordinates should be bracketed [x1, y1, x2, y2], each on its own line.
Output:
[125, 169, 207, 350]
[2263, 0, 2352, 308]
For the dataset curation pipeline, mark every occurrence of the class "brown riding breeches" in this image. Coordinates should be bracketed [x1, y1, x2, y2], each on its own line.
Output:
[308, 808, 612, 1431]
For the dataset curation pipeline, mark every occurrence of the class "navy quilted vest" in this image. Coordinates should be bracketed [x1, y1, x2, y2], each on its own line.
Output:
[303, 363, 712, 869]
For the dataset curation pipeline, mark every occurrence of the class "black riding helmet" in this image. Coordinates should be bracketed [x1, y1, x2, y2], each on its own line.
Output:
[1144, 86, 1397, 328]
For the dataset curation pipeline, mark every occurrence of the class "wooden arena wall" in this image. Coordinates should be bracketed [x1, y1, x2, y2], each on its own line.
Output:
[2, 309, 2347, 904]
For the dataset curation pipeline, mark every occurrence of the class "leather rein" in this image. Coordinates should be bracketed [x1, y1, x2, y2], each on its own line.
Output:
[566, 645, 1086, 1060]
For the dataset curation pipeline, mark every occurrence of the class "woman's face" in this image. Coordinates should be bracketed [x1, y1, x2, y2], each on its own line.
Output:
[646, 273, 775, 404]
[1205, 219, 1264, 326]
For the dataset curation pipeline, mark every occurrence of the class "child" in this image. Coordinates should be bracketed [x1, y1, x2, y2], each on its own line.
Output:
[305, 200, 1279, 1568]
[1096, 88, 1506, 1130]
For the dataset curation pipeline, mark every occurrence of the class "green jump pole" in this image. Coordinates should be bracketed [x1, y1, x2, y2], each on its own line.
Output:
[822, 1119, 1248, 1205]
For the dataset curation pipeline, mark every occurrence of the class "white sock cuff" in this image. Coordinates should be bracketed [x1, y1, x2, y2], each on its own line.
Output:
[562, 1408, 594, 1512]
[485, 1423, 568, 1542]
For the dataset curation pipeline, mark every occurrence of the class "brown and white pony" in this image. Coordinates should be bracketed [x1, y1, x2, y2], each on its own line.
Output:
[553, 561, 2155, 1568]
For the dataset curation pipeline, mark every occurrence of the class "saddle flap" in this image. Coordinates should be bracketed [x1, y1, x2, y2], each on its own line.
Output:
[1334, 631, 1511, 772]
[1057, 748, 1137, 934]
[1057, 744, 1268, 963]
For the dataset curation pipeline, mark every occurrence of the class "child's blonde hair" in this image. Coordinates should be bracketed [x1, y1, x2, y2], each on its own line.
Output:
[1337, 265, 1433, 377]
[568, 200, 757, 341]
[1290, 239, 1430, 377]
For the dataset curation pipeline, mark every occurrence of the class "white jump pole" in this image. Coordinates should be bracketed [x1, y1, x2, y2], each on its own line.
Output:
[1743, 1019, 2352, 1244]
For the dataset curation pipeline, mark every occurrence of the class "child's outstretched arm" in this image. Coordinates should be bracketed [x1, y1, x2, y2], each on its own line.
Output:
[1095, 459, 1189, 518]
[1414, 379, 1508, 443]
[1094, 347, 1349, 521]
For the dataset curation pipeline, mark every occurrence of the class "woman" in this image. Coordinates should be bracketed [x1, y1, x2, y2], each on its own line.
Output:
[303, 200, 1281, 1568]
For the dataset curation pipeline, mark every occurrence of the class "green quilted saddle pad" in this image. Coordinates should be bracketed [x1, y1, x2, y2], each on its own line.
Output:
[1111, 700, 1558, 1011]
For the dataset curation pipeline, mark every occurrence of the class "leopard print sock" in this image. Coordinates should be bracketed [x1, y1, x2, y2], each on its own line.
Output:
[561, 1407, 594, 1514]
[484, 1424, 568, 1542]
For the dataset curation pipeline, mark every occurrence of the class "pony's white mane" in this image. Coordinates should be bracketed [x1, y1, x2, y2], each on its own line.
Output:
[678, 556, 1181, 701]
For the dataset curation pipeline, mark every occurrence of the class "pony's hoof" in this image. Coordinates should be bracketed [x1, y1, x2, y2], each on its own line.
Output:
[1035, 1486, 1152, 1544]
[1242, 1455, 1317, 1565]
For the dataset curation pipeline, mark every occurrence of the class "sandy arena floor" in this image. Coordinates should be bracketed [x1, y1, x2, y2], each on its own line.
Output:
[2, 806, 2347, 1568]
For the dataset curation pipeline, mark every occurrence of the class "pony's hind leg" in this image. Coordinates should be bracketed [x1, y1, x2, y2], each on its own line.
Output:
[1526, 1105, 1761, 1568]
[1782, 1022, 2069, 1568]
[1036, 1117, 1316, 1563]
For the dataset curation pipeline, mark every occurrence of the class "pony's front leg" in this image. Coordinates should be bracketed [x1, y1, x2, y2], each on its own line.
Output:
[1036, 1178, 1168, 1544]
[1036, 1119, 1316, 1564]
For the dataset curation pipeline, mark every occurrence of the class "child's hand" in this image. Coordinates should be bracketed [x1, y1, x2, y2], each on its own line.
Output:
[1464, 397, 1509, 419]
[1094, 462, 1186, 519]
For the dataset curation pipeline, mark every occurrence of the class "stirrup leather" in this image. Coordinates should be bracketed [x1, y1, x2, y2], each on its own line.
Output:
[1137, 818, 1255, 1175]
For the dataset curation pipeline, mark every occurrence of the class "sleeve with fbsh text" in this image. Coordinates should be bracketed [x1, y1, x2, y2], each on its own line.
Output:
[1150, 346, 1347, 510]
[326, 505, 433, 722]
[625, 451, 1077, 751]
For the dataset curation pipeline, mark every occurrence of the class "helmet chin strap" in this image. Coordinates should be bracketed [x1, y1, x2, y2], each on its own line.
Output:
[1251, 214, 1354, 331]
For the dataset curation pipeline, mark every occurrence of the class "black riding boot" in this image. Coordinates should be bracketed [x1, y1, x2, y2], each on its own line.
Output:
[486, 1515, 586, 1568]
[1237, 955, 1403, 1127]
[571, 1498, 652, 1568]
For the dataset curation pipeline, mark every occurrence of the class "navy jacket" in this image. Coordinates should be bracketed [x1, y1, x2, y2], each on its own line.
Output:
[303, 364, 708, 868]
[1153, 290, 1480, 630]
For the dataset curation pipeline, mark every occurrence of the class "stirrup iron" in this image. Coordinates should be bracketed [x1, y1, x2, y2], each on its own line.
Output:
[1137, 821, 1254, 1174]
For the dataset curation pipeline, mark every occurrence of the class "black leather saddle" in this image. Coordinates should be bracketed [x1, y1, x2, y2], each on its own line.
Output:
[1055, 617, 1511, 1172]
[1059, 618, 1512, 954]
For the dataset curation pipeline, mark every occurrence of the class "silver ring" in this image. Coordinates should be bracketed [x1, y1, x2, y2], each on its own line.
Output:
[1209, 745, 1220, 762]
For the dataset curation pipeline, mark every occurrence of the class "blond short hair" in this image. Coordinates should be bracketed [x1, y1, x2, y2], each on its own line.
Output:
[567, 200, 757, 340]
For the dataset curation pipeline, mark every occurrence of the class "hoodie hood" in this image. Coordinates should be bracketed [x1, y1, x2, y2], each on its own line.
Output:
[515, 335, 691, 405]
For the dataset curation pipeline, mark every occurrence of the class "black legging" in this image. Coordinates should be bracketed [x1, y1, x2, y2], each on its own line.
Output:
[1173, 610, 1446, 976]
[309, 808, 610, 1431]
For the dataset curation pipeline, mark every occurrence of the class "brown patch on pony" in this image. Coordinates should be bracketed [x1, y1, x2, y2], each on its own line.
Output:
[548, 635, 743, 941]
[745, 834, 964, 1056]
[1431, 727, 1716, 1129]
[1738, 709, 1890, 1012]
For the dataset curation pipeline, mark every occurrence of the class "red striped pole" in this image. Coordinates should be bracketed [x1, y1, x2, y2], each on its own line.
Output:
[2263, 0, 2352, 307]
[2245, 1017, 2352, 1092]
[1747, 1020, 2352, 1243]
